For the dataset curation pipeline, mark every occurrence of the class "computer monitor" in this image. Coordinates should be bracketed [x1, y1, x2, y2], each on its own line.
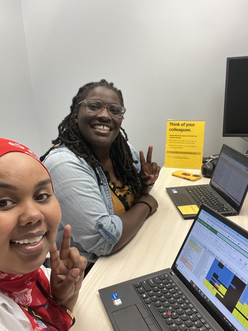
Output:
[223, 56, 248, 141]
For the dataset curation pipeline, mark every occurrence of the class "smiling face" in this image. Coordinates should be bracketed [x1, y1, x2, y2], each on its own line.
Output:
[75, 86, 123, 154]
[0, 152, 61, 274]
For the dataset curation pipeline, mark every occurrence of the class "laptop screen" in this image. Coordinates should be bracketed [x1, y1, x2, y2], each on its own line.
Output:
[210, 144, 248, 210]
[173, 206, 248, 331]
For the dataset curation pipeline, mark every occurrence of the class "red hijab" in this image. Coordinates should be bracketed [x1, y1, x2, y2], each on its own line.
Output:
[0, 138, 73, 331]
[0, 138, 41, 160]
[0, 138, 52, 186]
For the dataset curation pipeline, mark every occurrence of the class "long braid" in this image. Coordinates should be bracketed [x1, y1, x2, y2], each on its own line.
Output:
[40, 79, 142, 198]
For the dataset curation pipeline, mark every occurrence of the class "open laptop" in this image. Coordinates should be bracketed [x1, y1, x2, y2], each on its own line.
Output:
[166, 144, 248, 219]
[99, 205, 248, 331]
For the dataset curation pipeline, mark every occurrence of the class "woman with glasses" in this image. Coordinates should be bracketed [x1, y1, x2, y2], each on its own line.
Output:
[41, 79, 160, 269]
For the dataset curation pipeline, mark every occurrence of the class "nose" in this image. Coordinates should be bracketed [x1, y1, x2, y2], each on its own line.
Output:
[18, 201, 44, 226]
[98, 106, 112, 119]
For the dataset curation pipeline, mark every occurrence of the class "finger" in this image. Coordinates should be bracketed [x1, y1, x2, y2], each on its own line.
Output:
[72, 269, 85, 293]
[68, 247, 81, 270]
[80, 256, 88, 273]
[139, 150, 146, 168]
[59, 224, 72, 261]
[72, 257, 87, 291]
[77, 257, 87, 282]
[49, 242, 60, 270]
[61, 268, 81, 289]
[156, 165, 161, 176]
[146, 146, 153, 163]
[151, 162, 159, 174]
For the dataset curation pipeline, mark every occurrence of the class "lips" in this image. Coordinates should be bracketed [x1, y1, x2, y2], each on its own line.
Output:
[10, 232, 46, 255]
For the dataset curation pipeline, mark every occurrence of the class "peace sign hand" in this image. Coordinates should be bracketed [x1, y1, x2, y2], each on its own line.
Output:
[139, 146, 161, 187]
[49, 225, 87, 310]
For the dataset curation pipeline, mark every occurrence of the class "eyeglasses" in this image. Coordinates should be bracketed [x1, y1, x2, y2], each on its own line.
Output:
[78, 99, 126, 119]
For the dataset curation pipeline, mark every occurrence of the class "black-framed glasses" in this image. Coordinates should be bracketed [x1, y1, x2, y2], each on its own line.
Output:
[78, 99, 126, 119]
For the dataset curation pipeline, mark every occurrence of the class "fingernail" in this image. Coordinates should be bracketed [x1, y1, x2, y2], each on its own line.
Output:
[71, 268, 80, 278]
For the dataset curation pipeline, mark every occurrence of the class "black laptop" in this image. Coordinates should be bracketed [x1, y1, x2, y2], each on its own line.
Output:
[166, 144, 248, 219]
[99, 205, 248, 331]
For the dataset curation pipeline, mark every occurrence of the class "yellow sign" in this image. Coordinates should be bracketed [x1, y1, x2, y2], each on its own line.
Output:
[164, 120, 205, 169]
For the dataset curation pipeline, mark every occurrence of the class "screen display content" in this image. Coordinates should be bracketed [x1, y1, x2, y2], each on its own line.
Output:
[174, 209, 248, 330]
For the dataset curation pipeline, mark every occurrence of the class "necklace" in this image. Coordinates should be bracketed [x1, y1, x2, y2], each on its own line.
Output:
[108, 181, 132, 211]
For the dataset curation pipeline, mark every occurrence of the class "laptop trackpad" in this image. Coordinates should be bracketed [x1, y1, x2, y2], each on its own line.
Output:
[113, 304, 157, 331]
[174, 193, 193, 205]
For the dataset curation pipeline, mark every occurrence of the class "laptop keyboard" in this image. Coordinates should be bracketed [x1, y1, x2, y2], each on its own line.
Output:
[185, 186, 232, 213]
[134, 273, 214, 331]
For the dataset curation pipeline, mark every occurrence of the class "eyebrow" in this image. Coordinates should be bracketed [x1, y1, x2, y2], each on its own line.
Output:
[0, 179, 52, 190]
[0, 182, 16, 190]
[35, 179, 52, 189]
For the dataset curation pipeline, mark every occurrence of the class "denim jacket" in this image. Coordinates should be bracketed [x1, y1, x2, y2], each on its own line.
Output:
[43, 144, 141, 263]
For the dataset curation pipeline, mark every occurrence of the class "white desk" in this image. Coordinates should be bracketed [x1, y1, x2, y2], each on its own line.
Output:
[71, 167, 248, 330]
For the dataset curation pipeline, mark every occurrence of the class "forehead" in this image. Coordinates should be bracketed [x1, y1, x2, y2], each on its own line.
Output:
[0, 152, 48, 180]
[86, 86, 121, 104]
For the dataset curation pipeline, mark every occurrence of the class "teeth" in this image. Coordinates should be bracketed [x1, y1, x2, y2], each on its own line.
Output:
[12, 235, 43, 245]
[94, 125, 110, 131]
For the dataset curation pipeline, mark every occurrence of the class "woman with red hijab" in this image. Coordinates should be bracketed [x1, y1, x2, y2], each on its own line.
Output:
[0, 138, 87, 330]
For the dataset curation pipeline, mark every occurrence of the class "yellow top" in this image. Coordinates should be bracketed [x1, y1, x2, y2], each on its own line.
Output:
[109, 181, 135, 215]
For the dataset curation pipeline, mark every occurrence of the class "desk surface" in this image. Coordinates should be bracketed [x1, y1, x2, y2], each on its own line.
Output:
[71, 167, 248, 330]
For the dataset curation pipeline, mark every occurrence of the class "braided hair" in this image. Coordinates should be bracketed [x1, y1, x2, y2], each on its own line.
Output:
[40, 79, 142, 198]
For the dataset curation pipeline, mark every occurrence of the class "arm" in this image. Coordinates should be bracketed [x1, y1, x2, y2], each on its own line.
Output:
[111, 145, 160, 253]
[111, 193, 158, 253]
[50, 225, 87, 311]
[44, 147, 159, 257]
[43, 148, 123, 257]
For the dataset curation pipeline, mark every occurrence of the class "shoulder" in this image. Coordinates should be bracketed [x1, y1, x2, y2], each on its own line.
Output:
[127, 142, 139, 160]
[43, 145, 91, 171]
[43, 145, 80, 163]
[0, 293, 32, 330]
[43, 145, 98, 185]
[127, 142, 141, 171]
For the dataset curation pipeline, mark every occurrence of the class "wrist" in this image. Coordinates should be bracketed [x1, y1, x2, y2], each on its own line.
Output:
[141, 182, 154, 194]
[135, 200, 153, 217]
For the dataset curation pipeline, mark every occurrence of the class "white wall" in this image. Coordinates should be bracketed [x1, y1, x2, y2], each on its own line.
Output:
[0, 0, 40, 154]
[2, 0, 248, 166]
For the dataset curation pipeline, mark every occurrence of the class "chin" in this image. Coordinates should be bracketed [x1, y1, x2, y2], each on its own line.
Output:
[16, 263, 44, 275]
[16, 253, 48, 274]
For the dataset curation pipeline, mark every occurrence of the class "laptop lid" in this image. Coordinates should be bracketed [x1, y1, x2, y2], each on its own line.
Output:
[172, 204, 248, 331]
[209, 144, 248, 212]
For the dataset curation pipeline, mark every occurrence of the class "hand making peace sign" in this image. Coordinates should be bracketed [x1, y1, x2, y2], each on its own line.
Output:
[139, 146, 161, 188]
[49, 225, 87, 310]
